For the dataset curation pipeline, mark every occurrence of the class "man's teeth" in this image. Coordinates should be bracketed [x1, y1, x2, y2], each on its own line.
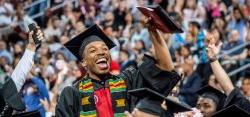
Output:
[97, 58, 107, 63]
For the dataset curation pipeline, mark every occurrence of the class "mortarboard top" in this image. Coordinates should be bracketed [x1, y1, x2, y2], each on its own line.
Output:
[196, 85, 226, 111]
[196, 85, 225, 97]
[64, 24, 116, 60]
[196, 85, 225, 105]
[137, 5, 183, 33]
[12, 110, 41, 117]
[211, 105, 250, 117]
[128, 88, 191, 113]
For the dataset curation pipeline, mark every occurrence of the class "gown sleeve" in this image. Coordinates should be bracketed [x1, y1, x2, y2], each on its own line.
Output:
[223, 88, 250, 113]
[120, 54, 181, 111]
[55, 86, 80, 117]
[121, 54, 181, 94]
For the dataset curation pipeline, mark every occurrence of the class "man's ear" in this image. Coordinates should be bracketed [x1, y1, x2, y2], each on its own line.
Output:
[81, 59, 87, 67]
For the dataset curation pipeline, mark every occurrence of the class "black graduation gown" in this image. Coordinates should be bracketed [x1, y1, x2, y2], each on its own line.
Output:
[0, 78, 26, 116]
[55, 55, 181, 117]
[223, 88, 250, 113]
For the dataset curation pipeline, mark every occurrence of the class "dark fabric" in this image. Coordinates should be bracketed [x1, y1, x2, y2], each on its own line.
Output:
[137, 54, 181, 95]
[55, 54, 181, 116]
[55, 86, 81, 117]
[212, 105, 250, 117]
[128, 88, 192, 114]
[2, 78, 25, 111]
[179, 72, 202, 107]
[0, 87, 4, 113]
[135, 97, 162, 116]
[12, 110, 41, 117]
[135, 97, 177, 117]
[121, 55, 181, 112]
[0, 104, 13, 117]
[0, 78, 5, 113]
[223, 88, 250, 113]
[120, 60, 137, 71]
[160, 110, 174, 117]
[196, 63, 212, 85]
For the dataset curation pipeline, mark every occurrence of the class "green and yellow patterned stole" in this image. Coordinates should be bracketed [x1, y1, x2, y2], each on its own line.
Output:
[79, 75, 127, 117]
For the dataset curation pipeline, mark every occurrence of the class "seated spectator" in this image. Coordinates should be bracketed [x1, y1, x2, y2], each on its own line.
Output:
[222, 30, 244, 56]
[12, 3, 35, 33]
[22, 77, 50, 117]
[0, 39, 12, 65]
[118, 49, 137, 71]
[226, 6, 247, 41]
[241, 77, 250, 101]
[44, 16, 62, 39]
[110, 60, 120, 75]
[0, 0, 14, 28]
[178, 61, 202, 107]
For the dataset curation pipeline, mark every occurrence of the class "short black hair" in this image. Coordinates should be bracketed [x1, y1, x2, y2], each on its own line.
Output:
[233, 6, 244, 17]
[120, 49, 130, 57]
[189, 21, 201, 30]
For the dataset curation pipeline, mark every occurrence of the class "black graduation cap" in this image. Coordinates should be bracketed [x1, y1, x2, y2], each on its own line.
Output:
[211, 105, 250, 117]
[64, 24, 116, 60]
[12, 110, 41, 117]
[137, 5, 183, 33]
[196, 85, 226, 110]
[128, 88, 191, 116]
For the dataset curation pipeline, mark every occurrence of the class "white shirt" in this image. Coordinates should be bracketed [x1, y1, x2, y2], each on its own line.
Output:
[11, 49, 35, 92]
[0, 2, 14, 26]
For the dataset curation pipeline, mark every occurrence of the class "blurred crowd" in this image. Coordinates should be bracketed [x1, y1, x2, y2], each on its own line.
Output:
[0, 0, 250, 116]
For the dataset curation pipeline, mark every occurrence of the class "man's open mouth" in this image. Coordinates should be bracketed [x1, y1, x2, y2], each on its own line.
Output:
[96, 58, 108, 69]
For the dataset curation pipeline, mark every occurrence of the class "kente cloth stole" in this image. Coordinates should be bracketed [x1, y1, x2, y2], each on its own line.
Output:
[79, 76, 127, 117]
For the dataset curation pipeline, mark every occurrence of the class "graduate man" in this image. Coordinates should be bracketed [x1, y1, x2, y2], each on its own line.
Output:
[196, 85, 226, 117]
[55, 17, 181, 117]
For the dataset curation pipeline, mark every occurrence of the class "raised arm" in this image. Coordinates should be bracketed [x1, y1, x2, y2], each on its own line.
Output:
[11, 27, 44, 92]
[146, 18, 174, 71]
[206, 34, 234, 96]
[1, 26, 44, 116]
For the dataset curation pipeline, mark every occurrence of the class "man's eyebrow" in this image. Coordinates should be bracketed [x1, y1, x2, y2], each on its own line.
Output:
[101, 43, 108, 47]
[86, 46, 96, 50]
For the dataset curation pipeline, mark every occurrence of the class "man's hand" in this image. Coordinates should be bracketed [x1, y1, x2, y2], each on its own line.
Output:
[40, 98, 50, 112]
[124, 111, 134, 117]
[27, 26, 44, 52]
[143, 17, 164, 43]
[207, 33, 235, 95]
[206, 33, 222, 61]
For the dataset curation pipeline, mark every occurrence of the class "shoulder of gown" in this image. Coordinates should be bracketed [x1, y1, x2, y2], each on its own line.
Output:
[55, 84, 81, 117]
[224, 88, 250, 113]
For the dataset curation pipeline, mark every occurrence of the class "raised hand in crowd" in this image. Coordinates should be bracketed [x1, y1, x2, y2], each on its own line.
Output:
[27, 25, 44, 52]
[143, 17, 174, 71]
[206, 33, 234, 96]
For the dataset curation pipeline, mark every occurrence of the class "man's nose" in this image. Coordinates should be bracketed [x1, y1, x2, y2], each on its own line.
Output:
[96, 49, 105, 55]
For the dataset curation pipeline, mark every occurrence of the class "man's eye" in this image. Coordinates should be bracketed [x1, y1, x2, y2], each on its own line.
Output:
[196, 104, 201, 109]
[90, 49, 96, 53]
[103, 47, 108, 51]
